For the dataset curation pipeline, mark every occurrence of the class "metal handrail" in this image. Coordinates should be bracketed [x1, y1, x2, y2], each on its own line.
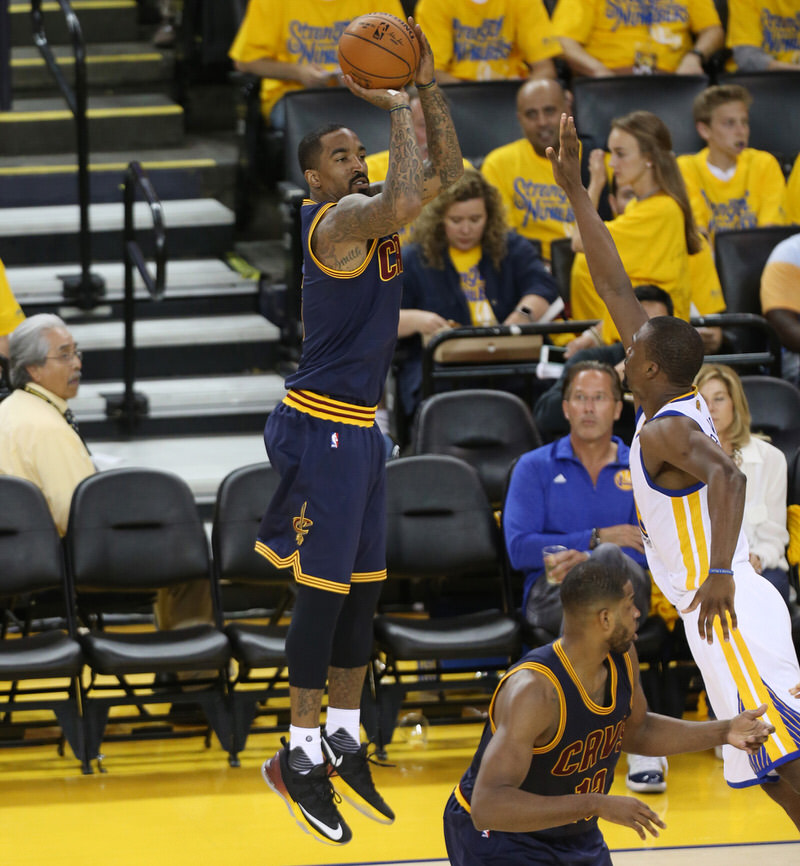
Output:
[30, 0, 104, 308]
[105, 161, 167, 432]
[1, 0, 10, 111]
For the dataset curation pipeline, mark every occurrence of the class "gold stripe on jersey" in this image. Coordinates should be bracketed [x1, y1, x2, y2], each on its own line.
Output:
[351, 569, 387, 582]
[554, 641, 622, 716]
[488, 661, 567, 754]
[454, 783, 471, 813]
[715, 619, 800, 761]
[284, 390, 377, 427]
[254, 541, 350, 594]
[305, 200, 379, 279]
[671, 489, 709, 592]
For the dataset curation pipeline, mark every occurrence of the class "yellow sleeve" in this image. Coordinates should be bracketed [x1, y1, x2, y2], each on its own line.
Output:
[788, 155, 800, 224]
[515, 0, 561, 64]
[0, 260, 25, 336]
[688, 0, 723, 33]
[551, 0, 596, 44]
[229, 0, 279, 63]
[415, 0, 455, 70]
[755, 151, 789, 226]
[689, 236, 725, 315]
[28, 426, 95, 536]
[761, 261, 800, 314]
[726, 0, 768, 49]
[678, 151, 713, 236]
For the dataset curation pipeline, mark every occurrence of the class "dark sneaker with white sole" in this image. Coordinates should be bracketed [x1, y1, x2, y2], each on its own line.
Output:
[262, 738, 352, 845]
[322, 730, 395, 823]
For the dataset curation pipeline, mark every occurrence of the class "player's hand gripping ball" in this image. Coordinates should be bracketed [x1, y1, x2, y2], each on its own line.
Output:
[338, 13, 420, 90]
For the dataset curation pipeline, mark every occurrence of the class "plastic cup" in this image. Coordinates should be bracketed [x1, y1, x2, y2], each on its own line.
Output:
[543, 544, 568, 585]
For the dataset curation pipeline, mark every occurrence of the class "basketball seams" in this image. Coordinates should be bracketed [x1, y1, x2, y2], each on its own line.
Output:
[338, 12, 419, 90]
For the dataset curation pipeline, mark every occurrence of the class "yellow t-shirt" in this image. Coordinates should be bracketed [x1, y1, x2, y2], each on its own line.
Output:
[761, 234, 800, 313]
[415, 0, 560, 81]
[788, 154, 800, 225]
[481, 138, 575, 261]
[677, 148, 788, 243]
[448, 246, 498, 326]
[229, 0, 406, 118]
[688, 234, 725, 316]
[726, 0, 800, 66]
[570, 193, 690, 336]
[0, 259, 24, 337]
[552, 0, 721, 73]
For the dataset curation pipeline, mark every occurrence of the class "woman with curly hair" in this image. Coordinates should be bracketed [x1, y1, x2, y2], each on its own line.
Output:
[396, 169, 559, 424]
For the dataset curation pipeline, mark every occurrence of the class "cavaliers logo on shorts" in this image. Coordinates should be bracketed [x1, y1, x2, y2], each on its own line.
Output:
[293, 501, 313, 546]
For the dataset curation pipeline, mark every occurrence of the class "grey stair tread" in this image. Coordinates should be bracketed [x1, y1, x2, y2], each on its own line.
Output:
[5, 92, 182, 113]
[0, 199, 234, 236]
[7, 258, 257, 304]
[10, 0, 139, 48]
[86, 434, 270, 503]
[12, 42, 169, 62]
[73, 372, 285, 420]
[0, 134, 238, 171]
[69, 313, 280, 350]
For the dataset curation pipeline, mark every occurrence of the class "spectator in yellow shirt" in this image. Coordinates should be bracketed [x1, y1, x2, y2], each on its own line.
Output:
[0, 258, 25, 358]
[551, 0, 723, 77]
[727, 0, 800, 71]
[677, 85, 788, 243]
[415, 0, 559, 83]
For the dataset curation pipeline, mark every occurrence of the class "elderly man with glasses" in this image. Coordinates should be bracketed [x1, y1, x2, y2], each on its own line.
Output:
[0, 314, 213, 668]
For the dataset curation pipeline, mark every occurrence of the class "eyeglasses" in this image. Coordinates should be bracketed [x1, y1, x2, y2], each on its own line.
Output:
[569, 393, 613, 405]
[46, 349, 83, 363]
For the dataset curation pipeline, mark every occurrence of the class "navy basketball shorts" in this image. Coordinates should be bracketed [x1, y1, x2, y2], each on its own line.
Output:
[443, 791, 612, 866]
[255, 391, 387, 594]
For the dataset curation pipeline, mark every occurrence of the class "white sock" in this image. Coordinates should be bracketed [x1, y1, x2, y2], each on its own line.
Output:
[325, 707, 361, 748]
[289, 724, 323, 770]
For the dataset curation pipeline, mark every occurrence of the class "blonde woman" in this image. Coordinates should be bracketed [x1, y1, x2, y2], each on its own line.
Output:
[695, 363, 791, 603]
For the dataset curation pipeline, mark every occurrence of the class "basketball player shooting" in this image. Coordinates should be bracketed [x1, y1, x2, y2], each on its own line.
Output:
[256, 18, 463, 845]
[546, 113, 800, 828]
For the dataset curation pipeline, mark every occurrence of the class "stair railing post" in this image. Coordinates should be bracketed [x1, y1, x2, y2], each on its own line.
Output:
[30, 0, 105, 309]
[1, 0, 10, 111]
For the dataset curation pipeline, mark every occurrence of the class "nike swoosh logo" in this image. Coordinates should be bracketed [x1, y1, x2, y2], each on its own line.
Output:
[322, 740, 343, 767]
[298, 804, 344, 840]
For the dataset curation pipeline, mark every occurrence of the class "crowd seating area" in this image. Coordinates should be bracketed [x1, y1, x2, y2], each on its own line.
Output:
[0, 0, 799, 772]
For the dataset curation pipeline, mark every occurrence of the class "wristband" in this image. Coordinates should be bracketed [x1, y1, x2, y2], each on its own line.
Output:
[417, 79, 436, 90]
[390, 104, 412, 114]
[707, 568, 733, 575]
[516, 305, 533, 320]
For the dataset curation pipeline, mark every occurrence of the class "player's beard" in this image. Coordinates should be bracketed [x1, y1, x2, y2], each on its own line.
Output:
[609, 620, 636, 655]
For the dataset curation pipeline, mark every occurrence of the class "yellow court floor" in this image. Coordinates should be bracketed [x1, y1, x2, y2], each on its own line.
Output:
[2, 715, 799, 866]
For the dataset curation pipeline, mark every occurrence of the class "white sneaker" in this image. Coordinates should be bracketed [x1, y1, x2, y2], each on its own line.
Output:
[626, 754, 667, 793]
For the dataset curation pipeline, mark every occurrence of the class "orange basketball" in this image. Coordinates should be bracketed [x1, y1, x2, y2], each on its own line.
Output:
[338, 13, 420, 90]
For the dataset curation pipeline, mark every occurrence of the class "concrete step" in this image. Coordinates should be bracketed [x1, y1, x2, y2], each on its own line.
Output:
[0, 134, 239, 206]
[84, 433, 270, 514]
[66, 312, 281, 379]
[7, 257, 260, 318]
[11, 42, 173, 93]
[0, 93, 184, 156]
[73, 371, 285, 438]
[9, 0, 138, 48]
[0, 198, 235, 265]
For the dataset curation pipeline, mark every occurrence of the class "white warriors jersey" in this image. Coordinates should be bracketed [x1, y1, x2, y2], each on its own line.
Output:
[629, 389, 750, 609]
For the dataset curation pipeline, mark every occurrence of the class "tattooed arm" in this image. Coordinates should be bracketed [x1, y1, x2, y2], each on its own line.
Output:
[414, 24, 463, 204]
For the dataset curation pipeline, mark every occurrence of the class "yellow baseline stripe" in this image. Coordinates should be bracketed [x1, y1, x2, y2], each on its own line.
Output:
[0, 159, 216, 176]
[11, 2, 136, 11]
[0, 105, 182, 122]
[12, 54, 162, 67]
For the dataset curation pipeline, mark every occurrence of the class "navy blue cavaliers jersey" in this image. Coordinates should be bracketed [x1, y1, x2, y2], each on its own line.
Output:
[285, 199, 404, 407]
[454, 640, 635, 839]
